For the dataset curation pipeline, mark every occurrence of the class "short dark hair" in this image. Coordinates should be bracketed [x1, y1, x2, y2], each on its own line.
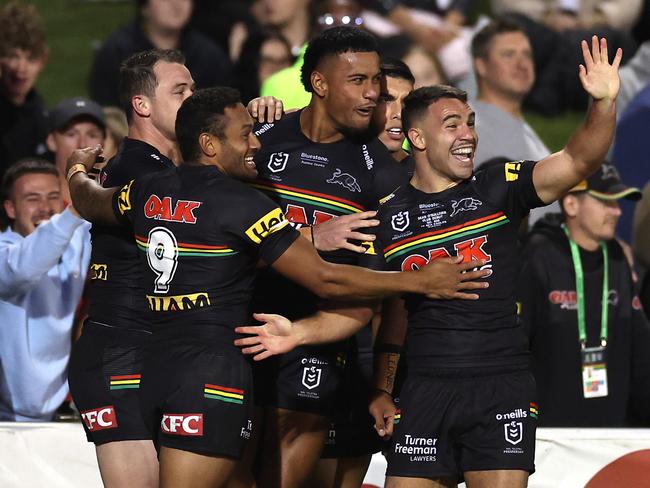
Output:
[301, 26, 378, 93]
[1, 158, 58, 201]
[119, 49, 186, 121]
[381, 57, 415, 85]
[402, 85, 468, 133]
[471, 17, 526, 60]
[175, 87, 242, 163]
[0, 2, 47, 58]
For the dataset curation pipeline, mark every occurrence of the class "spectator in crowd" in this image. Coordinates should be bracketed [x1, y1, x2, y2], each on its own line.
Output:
[0, 159, 91, 421]
[89, 0, 231, 107]
[235, 30, 293, 103]
[491, 0, 639, 115]
[0, 2, 49, 178]
[611, 83, 650, 242]
[46, 97, 106, 203]
[378, 35, 445, 88]
[519, 164, 650, 427]
[101, 106, 128, 164]
[633, 181, 650, 271]
[261, 0, 369, 108]
[470, 18, 559, 225]
[260, 0, 312, 56]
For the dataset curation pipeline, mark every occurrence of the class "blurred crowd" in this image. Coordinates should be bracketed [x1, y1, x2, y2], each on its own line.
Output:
[1, 0, 650, 434]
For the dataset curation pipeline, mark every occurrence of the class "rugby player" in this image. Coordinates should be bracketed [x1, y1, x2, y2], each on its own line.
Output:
[235, 36, 622, 488]
[66, 86, 490, 488]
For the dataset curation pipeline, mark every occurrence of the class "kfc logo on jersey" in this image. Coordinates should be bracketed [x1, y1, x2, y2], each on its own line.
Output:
[391, 211, 410, 232]
[268, 152, 289, 173]
[81, 406, 118, 431]
[450, 197, 482, 217]
[504, 421, 523, 445]
[302, 366, 322, 390]
[144, 195, 202, 224]
[327, 168, 361, 192]
[161, 413, 204, 436]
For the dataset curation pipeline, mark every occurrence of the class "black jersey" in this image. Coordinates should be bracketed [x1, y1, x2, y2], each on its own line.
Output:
[519, 218, 650, 426]
[251, 110, 406, 319]
[88, 138, 175, 330]
[111, 164, 299, 343]
[371, 161, 544, 371]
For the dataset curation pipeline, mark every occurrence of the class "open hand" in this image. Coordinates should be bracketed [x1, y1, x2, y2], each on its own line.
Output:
[312, 211, 380, 253]
[579, 36, 622, 102]
[419, 257, 491, 300]
[234, 313, 298, 360]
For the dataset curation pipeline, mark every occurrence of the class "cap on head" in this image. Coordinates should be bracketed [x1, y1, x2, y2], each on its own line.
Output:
[569, 163, 642, 201]
[48, 97, 106, 134]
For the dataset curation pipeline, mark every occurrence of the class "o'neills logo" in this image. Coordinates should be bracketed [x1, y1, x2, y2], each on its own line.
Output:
[161, 413, 204, 436]
[496, 408, 528, 421]
[81, 405, 118, 431]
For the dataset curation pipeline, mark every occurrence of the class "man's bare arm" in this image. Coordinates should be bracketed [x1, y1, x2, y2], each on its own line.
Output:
[533, 36, 622, 204]
[66, 146, 120, 225]
[271, 234, 490, 301]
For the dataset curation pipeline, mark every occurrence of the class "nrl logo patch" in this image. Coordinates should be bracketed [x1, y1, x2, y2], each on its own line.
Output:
[391, 211, 410, 232]
[268, 152, 289, 173]
[504, 421, 523, 445]
[301, 366, 322, 390]
[450, 197, 482, 217]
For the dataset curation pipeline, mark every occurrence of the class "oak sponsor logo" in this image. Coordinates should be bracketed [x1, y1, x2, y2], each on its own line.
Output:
[81, 405, 118, 431]
[161, 413, 204, 436]
[90, 263, 108, 281]
[144, 195, 202, 224]
[245, 208, 289, 244]
[117, 180, 134, 215]
[400, 236, 492, 271]
[394, 434, 437, 462]
[147, 292, 211, 312]
[549, 289, 619, 310]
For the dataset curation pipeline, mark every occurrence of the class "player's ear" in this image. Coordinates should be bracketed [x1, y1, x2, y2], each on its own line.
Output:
[46, 133, 57, 153]
[408, 127, 426, 151]
[3, 199, 16, 220]
[199, 132, 218, 158]
[311, 70, 327, 97]
[562, 194, 580, 218]
[132, 95, 151, 118]
[474, 57, 487, 80]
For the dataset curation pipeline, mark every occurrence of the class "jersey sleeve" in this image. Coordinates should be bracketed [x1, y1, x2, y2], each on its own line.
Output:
[111, 179, 139, 226]
[227, 188, 300, 265]
[474, 160, 545, 220]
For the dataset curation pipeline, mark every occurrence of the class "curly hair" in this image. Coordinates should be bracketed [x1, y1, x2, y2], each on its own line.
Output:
[0, 2, 47, 58]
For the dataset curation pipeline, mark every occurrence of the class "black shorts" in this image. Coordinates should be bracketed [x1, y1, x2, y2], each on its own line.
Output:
[253, 342, 348, 416]
[387, 369, 537, 479]
[321, 338, 384, 458]
[68, 321, 151, 445]
[140, 338, 254, 458]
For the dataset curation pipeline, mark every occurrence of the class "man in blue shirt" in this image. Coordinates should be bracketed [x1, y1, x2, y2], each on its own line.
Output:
[0, 158, 90, 421]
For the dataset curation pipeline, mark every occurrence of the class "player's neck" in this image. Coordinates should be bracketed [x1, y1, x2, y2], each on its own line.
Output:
[410, 158, 460, 193]
[478, 87, 524, 119]
[129, 124, 181, 165]
[392, 149, 409, 162]
[565, 220, 601, 251]
[300, 105, 345, 143]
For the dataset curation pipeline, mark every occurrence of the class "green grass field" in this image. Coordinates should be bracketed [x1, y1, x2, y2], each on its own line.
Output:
[29, 0, 581, 151]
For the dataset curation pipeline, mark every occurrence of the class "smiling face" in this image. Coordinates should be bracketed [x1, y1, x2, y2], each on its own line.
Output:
[374, 75, 414, 154]
[315, 50, 381, 134]
[212, 104, 261, 181]
[475, 31, 535, 101]
[3, 172, 63, 237]
[410, 97, 477, 185]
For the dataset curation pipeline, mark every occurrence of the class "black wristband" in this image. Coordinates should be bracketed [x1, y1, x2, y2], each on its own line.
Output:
[374, 342, 403, 354]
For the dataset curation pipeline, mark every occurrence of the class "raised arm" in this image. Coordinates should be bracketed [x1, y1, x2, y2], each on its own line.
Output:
[66, 145, 121, 225]
[533, 36, 622, 204]
[271, 234, 490, 301]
